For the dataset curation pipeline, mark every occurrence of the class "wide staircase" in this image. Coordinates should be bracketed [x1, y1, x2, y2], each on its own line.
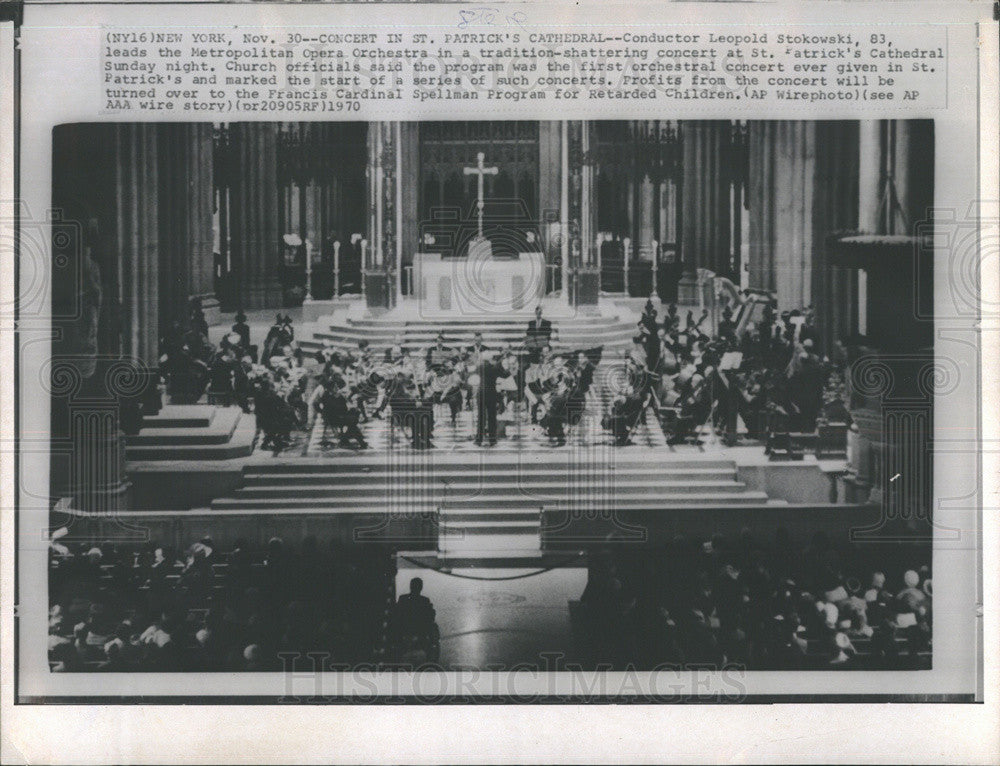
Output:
[298, 311, 638, 355]
[211, 456, 770, 514]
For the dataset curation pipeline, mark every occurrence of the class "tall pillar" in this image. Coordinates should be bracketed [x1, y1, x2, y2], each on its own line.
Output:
[678, 120, 733, 303]
[537, 121, 562, 296]
[747, 121, 815, 310]
[812, 121, 860, 351]
[566, 120, 600, 308]
[858, 119, 934, 236]
[747, 121, 859, 345]
[50, 123, 159, 519]
[560, 121, 570, 302]
[364, 121, 397, 311]
[398, 122, 420, 298]
[835, 120, 935, 537]
[229, 123, 282, 310]
[114, 124, 161, 365]
[158, 124, 217, 330]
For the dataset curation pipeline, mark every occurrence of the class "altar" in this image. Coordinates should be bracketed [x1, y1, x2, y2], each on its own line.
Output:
[410, 151, 547, 317]
[412, 248, 546, 317]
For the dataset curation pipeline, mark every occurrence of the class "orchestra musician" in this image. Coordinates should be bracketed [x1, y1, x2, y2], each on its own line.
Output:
[427, 358, 464, 426]
[388, 372, 435, 449]
[540, 375, 570, 446]
[525, 304, 553, 363]
[315, 375, 368, 450]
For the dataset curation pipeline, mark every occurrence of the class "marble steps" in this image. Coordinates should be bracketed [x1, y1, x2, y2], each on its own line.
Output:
[231, 479, 752, 500]
[243, 459, 737, 475]
[438, 532, 542, 555]
[300, 314, 638, 353]
[300, 329, 636, 353]
[138, 405, 214, 429]
[344, 315, 629, 328]
[127, 407, 242, 446]
[438, 499, 542, 555]
[209, 490, 771, 512]
[125, 406, 256, 461]
[240, 468, 740, 484]
[399, 549, 553, 566]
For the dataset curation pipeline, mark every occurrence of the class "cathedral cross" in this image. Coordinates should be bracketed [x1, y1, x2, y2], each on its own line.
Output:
[463, 151, 498, 241]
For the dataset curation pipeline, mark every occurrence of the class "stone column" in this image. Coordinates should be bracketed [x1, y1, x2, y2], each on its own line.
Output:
[49, 241, 134, 519]
[228, 122, 282, 310]
[566, 120, 599, 307]
[858, 119, 934, 236]
[845, 349, 934, 539]
[678, 120, 733, 303]
[114, 124, 161, 365]
[747, 121, 815, 310]
[398, 122, 420, 298]
[537, 121, 562, 296]
[364, 121, 397, 311]
[560, 121, 570, 301]
[812, 121, 860, 351]
[747, 121, 859, 343]
[838, 120, 935, 536]
[158, 124, 218, 329]
[50, 123, 152, 518]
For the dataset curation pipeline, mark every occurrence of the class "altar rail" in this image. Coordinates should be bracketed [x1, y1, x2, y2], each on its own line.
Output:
[54, 502, 893, 554]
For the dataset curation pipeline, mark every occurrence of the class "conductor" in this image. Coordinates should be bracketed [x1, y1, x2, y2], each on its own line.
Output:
[475, 350, 511, 447]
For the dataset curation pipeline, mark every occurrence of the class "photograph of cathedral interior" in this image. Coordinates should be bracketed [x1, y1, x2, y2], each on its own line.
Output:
[46, 119, 936, 676]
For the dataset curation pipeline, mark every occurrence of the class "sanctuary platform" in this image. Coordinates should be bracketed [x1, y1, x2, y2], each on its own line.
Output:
[298, 294, 639, 356]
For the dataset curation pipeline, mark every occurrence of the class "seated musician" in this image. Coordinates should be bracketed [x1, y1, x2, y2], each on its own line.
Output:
[603, 382, 644, 447]
[398, 348, 418, 381]
[315, 339, 336, 369]
[663, 302, 679, 330]
[353, 362, 385, 422]
[183, 323, 216, 366]
[388, 373, 434, 449]
[657, 328, 680, 376]
[231, 311, 252, 356]
[425, 332, 452, 369]
[283, 369, 309, 429]
[467, 331, 489, 360]
[318, 377, 368, 449]
[739, 371, 768, 440]
[495, 346, 520, 415]
[540, 375, 570, 447]
[574, 351, 595, 394]
[207, 342, 239, 403]
[387, 333, 405, 363]
[524, 346, 557, 423]
[718, 306, 737, 342]
[429, 360, 463, 425]
[160, 343, 210, 404]
[565, 352, 594, 428]
[233, 353, 253, 413]
[666, 371, 710, 445]
[256, 380, 296, 452]
[524, 354, 545, 423]
[261, 316, 291, 369]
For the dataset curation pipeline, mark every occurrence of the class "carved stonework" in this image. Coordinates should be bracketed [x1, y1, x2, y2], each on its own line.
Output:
[846, 349, 939, 541]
